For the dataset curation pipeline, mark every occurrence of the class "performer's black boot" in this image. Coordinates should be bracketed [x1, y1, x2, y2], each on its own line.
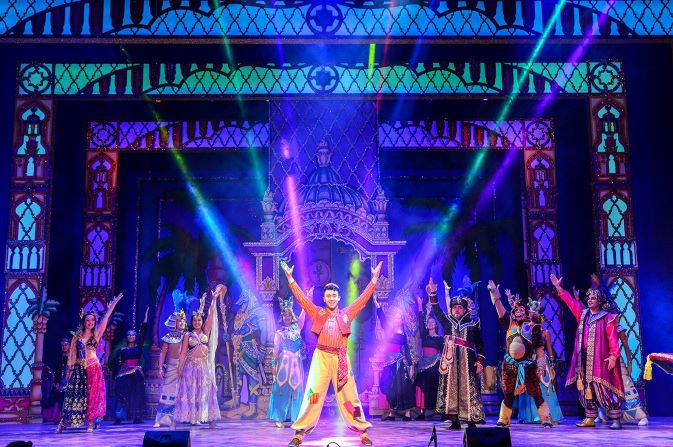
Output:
[449, 418, 461, 430]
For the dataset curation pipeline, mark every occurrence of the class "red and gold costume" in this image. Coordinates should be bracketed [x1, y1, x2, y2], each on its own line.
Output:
[287, 278, 376, 438]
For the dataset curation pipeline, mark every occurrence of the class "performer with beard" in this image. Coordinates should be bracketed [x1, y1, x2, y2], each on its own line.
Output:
[487, 280, 552, 429]
[551, 273, 625, 429]
[428, 278, 485, 429]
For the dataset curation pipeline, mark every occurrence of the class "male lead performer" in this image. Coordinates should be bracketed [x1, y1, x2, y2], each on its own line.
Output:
[281, 259, 382, 447]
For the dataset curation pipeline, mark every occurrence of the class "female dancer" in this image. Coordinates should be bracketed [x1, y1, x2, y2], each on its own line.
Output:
[414, 297, 442, 420]
[172, 285, 224, 428]
[268, 296, 307, 427]
[114, 306, 149, 424]
[58, 293, 123, 433]
[375, 290, 420, 421]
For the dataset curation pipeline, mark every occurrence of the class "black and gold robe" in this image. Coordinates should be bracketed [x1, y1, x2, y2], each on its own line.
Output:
[431, 304, 485, 423]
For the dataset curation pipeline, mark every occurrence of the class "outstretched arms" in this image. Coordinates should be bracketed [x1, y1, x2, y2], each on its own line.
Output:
[281, 261, 321, 320]
[425, 278, 450, 332]
[95, 293, 123, 341]
[550, 274, 583, 322]
[487, 280, 507, 319]
[346, 261, 383, 321]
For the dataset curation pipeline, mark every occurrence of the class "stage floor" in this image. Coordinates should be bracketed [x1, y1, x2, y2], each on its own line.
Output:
[2, 417, 672, 447]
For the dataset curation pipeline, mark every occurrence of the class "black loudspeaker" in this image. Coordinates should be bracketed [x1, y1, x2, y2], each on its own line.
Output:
[143, 430, 191, 447]
[463, 426, 512, 447]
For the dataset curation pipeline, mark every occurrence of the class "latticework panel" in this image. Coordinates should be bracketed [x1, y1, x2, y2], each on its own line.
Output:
[2, 98, 53, 399]
[0, 281, 36, 389]
[3, 1, 673, 38]
[17, 61, 622, 97]
[608, 275, 642, 379]
[379, 119, 526, 150]
[87, 120, 269, 151]
[269, 100, 379, 204]
[589, 95, 642, 382]
[521, 119, 564, 359]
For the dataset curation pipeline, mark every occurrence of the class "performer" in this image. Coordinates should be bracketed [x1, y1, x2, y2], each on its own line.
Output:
[597, 324, 648, 426]
[57, 293, 123, 433]
[514, 298, 564, 424]
[154, 304, 187, 427]
[114, 306, 149, 424]
[268, 296, 307, 427]
[281, 259, 382, 447]
[487, 281, 552, 429]
[551, 274, 625, 429]
[173, 285, 224, 429]
[42, 338, 71, 423]
[414, 297, 442, 421]
[374, 289, 420, 422]
[429, 278, 485, 429]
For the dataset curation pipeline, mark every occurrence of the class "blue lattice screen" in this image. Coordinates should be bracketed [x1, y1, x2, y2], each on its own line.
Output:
[0, 283, 35, 388]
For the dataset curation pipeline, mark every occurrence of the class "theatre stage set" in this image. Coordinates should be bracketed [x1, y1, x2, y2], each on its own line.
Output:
[2, 1, 673, 446]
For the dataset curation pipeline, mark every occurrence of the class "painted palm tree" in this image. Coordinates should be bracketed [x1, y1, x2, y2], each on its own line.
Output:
[26, 287, 60, 420]
[400, 193, 516, 284]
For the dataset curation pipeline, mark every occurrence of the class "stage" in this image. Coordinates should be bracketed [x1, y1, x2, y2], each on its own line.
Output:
[2, 417, 672, 447]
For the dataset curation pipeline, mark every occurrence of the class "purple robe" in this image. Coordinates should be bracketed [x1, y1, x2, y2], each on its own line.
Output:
[558, 289, 625, 399]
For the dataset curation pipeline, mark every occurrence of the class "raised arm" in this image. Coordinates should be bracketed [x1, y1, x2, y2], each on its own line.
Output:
[281, 261, 320, 321]
[425, 279, 450, 332]
[297, 308, 307, 331]
[344, 261, 383, 321]
[95, 293, 123, 341]
[487, 280, 507, 320]
[550, 274, 583, 322]
[416, 296, 428, 338]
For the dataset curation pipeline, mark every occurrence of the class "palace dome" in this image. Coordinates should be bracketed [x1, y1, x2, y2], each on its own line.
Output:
[281, 141, 370, 214]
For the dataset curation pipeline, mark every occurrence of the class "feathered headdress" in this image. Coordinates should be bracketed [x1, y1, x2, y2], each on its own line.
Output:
[278, 295, 297, 322]
[165, 289, 189, 330]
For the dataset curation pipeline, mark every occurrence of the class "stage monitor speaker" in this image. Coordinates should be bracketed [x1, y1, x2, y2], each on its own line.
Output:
[143, 430, 191, 447]
[463, 426, 512, 447]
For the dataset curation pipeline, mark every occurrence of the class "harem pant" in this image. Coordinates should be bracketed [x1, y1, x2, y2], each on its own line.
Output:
[579, 349, 624, 419]
[579, 381, 624, 419]
[501, 362, 543, 409]
[291, 348, 371, 434]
